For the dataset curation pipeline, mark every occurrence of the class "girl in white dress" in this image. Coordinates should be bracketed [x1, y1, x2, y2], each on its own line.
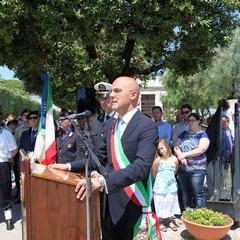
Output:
[152, 139, 181, 232]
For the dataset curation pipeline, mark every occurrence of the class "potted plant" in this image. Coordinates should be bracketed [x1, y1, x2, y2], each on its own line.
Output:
[181, 208, 234, 240]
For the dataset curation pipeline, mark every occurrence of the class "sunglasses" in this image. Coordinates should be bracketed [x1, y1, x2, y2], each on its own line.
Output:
[29, 116, 39, 120]
[181, 111, 190, 115]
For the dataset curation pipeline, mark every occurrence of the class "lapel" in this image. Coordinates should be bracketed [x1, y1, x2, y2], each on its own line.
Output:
[97, 112, 105, 123]
[121, 110, 141, 145]
[96, 113, 105, 135]
[107, 111, 141, 165]
[27, 128, 32, 145]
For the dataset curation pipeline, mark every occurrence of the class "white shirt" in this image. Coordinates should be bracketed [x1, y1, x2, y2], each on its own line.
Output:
[0, 127, 18, 162]
[118, 108, 138, 137]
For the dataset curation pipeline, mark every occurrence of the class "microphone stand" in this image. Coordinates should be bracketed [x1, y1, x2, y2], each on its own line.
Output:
[69, 118, 108, 240]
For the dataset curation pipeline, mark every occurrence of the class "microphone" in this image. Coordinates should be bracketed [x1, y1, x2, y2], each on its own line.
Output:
[60, 111, 87, 120]
[68, 111, 86, 119]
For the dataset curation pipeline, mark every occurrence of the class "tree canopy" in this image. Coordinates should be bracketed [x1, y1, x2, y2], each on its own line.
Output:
[161, 28, 240, 114]
[0, 0, 239, 108]
[0, 80, 40, 118]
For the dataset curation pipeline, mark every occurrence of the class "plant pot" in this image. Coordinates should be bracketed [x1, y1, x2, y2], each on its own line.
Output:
[181, 216, 234, 240]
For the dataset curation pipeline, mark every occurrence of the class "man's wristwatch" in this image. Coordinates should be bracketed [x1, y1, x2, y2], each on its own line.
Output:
[98, 175, 105, 187]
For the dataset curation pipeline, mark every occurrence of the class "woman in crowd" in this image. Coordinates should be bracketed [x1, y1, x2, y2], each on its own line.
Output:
[152, 139, 180, 232]
[174, 113, 210, 210]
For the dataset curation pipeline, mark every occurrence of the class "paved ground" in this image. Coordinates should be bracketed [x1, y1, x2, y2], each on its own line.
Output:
[0, 202, 22, 240]
[1, 202, 239, 240]
[1, 186, 239, 240]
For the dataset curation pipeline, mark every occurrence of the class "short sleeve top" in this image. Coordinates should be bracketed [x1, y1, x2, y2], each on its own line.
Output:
[178, 130, 209, 172]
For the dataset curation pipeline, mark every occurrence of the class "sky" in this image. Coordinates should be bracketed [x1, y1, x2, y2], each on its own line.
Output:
[0, 66, 61, 109]
[0, 66, 18, 80]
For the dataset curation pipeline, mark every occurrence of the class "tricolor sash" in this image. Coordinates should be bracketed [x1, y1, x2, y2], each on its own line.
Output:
[111, 119, 161, 240]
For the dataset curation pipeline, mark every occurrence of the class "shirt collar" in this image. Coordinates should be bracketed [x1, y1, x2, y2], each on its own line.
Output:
[120, 108, 138, 125]
[105, 111, 115, 118]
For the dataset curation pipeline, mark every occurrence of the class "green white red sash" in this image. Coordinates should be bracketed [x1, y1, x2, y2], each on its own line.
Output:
[111, 119, 161, 240]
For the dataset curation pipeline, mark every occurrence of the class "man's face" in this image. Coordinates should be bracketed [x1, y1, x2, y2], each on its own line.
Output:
[152, 108, 162, 122]
[181, 108, 191, 121]
[99, 96, 112, 113]
[77, 117, 86, 128]
[22, 112, 29, 123]
[58, 118, 71, 131]
[110, 80, 132, 115]
[110, 77, 139, 116]
[222, 117, 230, 129]
[28, 115, 40, 128]
[8, 123, 18, 132]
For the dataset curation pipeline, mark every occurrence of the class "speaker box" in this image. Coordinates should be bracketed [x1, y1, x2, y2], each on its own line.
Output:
[76, 88, 96, 114]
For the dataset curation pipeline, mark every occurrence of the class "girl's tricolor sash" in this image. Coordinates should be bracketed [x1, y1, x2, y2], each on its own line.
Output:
[111, 119, 161, 240]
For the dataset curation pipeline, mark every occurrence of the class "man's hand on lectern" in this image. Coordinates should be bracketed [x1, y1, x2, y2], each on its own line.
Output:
[75, 177, 102, 201]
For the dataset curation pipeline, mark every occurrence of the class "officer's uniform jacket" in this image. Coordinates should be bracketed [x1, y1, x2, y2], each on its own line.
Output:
[56, 129, 84, 164]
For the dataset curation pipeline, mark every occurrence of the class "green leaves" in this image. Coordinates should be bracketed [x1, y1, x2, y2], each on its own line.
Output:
[0, 0, 239, 108]
[182, 208, 232, 226]
[162, 28, 240, 115]
[0, 80, 40, 118]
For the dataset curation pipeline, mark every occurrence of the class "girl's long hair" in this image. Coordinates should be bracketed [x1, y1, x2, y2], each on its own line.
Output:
[155, 139, 172, 159]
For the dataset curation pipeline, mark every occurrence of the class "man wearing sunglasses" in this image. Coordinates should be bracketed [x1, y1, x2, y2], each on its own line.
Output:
[172, 104, 192, 147]
[19, 111, 40, 153]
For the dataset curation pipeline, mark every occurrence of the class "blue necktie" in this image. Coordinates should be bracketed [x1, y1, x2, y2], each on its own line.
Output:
[117, 117, 125, 137]
[104, 115, 110, 126]
[31, 130, 36, 144]
[62, 131, 66, 139]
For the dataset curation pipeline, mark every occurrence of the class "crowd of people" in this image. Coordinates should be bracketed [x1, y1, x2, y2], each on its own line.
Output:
[0, 75, 236, 239]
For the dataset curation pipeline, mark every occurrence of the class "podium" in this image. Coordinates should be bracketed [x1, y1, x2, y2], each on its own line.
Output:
[20, 151, 101, 240]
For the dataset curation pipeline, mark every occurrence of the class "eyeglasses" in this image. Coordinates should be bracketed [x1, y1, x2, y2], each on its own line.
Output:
[187, 119, 197, 123]
[109, 88, 134, 94]
[181, 111, 190, 115]
[110, 88, 123, 94]
[29, 116, 39, 120]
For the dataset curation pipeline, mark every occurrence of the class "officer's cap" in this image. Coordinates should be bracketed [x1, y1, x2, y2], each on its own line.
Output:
[59, 109, 74, 120]
[94, 82, 112, 99]
[27, 110, 40, 119]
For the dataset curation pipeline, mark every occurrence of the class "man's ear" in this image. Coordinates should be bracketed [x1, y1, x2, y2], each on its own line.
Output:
[130, 90, 138, 100]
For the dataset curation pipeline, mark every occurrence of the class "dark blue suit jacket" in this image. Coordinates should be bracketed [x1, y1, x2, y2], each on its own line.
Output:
[70, 110, 158, 228]
[100, 110, 158, 228]
[91, 112, 116, 153]
[56, 130, 85, 164]
[19, 128, 36, 153]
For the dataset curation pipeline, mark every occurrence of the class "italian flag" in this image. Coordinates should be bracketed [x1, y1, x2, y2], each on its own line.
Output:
[34, 73, 57, 165]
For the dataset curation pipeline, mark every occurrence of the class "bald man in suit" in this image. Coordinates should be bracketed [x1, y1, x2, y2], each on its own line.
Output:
[75, 77, 158, 240]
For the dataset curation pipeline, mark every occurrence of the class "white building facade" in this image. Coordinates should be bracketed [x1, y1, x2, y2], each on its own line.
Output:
[137, 77, 166, 116]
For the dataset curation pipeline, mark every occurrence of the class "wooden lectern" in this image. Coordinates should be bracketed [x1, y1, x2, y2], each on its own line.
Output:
[20, 150, 101, 240]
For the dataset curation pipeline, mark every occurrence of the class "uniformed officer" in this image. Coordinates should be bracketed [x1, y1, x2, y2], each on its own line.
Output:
[56, 109, 84, 164]
[91, 81, 117, 240]
[91, 81, 116, 153]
